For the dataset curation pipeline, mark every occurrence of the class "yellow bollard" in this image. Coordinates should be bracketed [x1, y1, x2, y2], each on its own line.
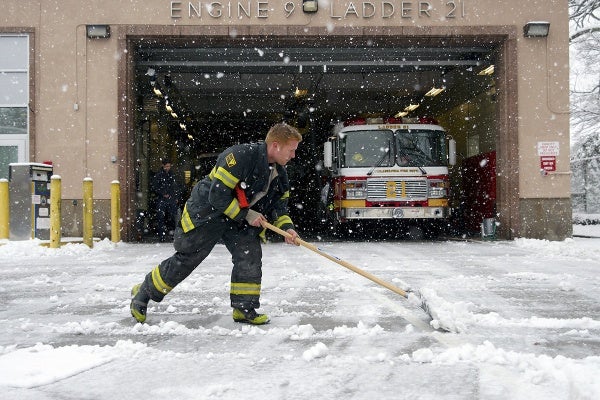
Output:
[50, 175, 62, 248]
[0, 179, 9, 239]
[83, 177, 93, 248]
[111, 180, 121, 243]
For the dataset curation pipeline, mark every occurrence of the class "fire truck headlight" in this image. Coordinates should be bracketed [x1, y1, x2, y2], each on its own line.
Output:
[344, 180, 367, 199]
[428, 180, 448, 198]
[429, 187, 447, 198]
[347, 188, 367, 199]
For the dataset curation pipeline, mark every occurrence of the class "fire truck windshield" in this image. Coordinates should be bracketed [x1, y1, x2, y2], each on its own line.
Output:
[396, 129, 447, 167]
[339, 128, 448, 168]
[340, 130, 394, 168]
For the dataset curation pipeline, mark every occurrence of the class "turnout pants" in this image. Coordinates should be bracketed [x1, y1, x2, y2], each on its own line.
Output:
[141, 217, 263, 310]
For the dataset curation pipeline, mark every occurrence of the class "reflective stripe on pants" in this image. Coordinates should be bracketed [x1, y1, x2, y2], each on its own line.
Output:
[144, 216, 263, 311]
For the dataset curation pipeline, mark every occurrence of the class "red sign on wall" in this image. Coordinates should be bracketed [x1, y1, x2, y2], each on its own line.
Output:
[540, 156, 556, 172]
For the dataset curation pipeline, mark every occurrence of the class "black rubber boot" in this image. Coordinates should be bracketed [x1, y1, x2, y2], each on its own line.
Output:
[130, 283, 150, 323]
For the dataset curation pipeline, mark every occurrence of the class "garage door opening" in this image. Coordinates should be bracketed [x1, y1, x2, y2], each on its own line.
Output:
[127, 35, 501, 241]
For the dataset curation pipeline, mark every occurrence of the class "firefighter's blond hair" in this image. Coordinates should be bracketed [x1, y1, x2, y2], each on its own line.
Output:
[265, 123, 302, 145]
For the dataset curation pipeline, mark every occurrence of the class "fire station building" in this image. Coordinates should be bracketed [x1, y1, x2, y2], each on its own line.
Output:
[1, 0, 571, 241]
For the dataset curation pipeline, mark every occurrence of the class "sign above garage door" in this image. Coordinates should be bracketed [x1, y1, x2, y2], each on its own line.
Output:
[169, 1, 468, 21]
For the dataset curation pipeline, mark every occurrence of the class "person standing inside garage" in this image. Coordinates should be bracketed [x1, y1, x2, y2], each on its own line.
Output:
[130, 122, 302, 325]
[151, 159, 180, 242]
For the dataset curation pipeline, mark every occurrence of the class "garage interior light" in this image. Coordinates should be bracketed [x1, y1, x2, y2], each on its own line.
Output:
[404, 104, 420, 112]
[395, 111, 409, 118]
[425, 87, 445, 97]
[294, 88, 309, 98]
[523, 21, 550, 38]
[478, 65, 495, 76]
[86, 25, 111, 39]
[303, 0, 318, 13]
[147, 73, 195, 134]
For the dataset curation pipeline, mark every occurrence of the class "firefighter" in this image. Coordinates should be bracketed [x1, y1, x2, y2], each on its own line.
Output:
[151, 158, 180, 242]
[130, 123, 302, 325]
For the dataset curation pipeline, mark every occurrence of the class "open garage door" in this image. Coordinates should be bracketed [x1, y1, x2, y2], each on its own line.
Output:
[130, 36, 499, 241]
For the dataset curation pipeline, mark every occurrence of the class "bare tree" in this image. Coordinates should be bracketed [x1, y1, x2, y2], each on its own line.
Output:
[569, 0, 599, 30]
[570, 0, 600, 148]
[570, 1, 600, 214]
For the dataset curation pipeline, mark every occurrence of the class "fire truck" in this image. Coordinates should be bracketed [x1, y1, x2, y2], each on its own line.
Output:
[320, 117, 456, 238]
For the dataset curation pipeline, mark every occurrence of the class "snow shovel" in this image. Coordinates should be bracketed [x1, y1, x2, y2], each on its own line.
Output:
[261, 221, 435, 320]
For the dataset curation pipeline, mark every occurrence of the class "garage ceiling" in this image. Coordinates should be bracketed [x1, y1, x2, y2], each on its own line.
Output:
[134, 37, 496, 128]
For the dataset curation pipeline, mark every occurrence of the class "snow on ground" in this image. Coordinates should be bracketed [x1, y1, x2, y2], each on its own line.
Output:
[0, 226, 599, 399]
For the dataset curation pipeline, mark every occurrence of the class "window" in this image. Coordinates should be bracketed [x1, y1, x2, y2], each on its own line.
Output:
[396, 129, 448, 167]
[0, 108, 27, 135]
[0, 34, 29, 179]
[340, 130, 394, 168]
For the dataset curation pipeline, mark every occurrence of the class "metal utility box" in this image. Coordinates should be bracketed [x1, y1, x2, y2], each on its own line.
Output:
[9, 163, 53, 240]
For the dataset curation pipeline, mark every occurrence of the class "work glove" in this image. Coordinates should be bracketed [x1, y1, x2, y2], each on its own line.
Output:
[245, 209, 266, 227]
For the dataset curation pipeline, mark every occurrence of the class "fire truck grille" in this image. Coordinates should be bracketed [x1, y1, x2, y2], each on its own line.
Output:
[367, 178, 428, 201]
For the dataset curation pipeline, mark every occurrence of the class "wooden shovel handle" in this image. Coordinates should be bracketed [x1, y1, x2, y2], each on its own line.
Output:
[261, 221, 408, 299]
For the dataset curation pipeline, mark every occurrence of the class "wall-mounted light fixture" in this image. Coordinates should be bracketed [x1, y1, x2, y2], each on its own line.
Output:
[523, 21, 550, 38]
[86, 25, 111, 39]
[303, 0, 318, 13]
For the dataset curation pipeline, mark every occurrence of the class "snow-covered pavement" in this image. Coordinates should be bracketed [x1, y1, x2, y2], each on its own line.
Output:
[1, 229, 599, 399]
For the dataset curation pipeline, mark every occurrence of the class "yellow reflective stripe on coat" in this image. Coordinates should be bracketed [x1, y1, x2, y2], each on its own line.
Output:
[223, 198, 241, 219]
[259, 228, 267, 243]
[180, 204, 195, 233]
[213, 166, 239, 189]
[280, 190, 290, 200]
[151, 266, 173, 294]
[230, 282, 261, 296]
[274, 215, 293, 229]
